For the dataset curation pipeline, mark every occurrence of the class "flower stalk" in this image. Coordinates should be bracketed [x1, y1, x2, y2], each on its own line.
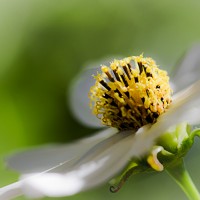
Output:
[167, 159, 200, 200]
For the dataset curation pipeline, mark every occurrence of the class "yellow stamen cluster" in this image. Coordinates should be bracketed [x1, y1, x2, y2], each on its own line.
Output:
[89, 55, 172, 131]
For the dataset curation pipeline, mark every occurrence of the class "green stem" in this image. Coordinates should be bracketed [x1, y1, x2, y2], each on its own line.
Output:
[166, 159, 200, 200]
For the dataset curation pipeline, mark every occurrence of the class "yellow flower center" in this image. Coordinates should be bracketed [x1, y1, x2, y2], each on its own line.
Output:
[89, 55, 172, 131]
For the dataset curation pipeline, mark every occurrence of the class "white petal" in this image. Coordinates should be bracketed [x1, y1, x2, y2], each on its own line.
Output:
[69, 57, 121, 127]
[171, 44, 200, 93]
[69, 66, 102, 127]
[171, 80, 200, 125]
[7, 128, 117, 173]
[0, 182, 22, 200]
[0, 121, 175, 199]
[22, 173, 85, 197]
[17, 130, 138, 198]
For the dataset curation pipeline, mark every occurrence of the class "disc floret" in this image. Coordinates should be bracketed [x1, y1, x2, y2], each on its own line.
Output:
[89, 55, 172, 130]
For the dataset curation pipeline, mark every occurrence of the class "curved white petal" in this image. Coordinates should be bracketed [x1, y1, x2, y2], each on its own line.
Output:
[11, 129, 139, 198]
[7, 128, 117, 173]
[171, 44, 200, 93]
[69, 66, 102, 128]
[0, 182, 22, 200]
[69, 57, 121, 128]
[165, 79, 200, 124]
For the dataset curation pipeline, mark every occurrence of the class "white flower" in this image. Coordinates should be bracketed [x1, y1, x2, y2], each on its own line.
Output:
[1, 44, 200, 200]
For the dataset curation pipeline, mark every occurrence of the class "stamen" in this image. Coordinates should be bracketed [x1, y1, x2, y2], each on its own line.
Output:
[102, 66, 115, 82]
[127, 63, 132, 73]
[134, 77, 139, 83]
[89, 55, 172, 130]
[120, 74, 128, 87]
[99, 80, 111, 91]
[112, 68, 121, 82]
[138, 62, 144, 74]
[122, 65, 131, 80]
[146, 72, 152, 77]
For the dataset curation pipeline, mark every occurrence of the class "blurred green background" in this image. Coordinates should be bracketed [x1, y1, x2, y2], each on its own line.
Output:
[1, 0, 200, 199]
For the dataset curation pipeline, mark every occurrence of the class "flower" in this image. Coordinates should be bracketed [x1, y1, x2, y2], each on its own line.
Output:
[1, 45, 200, 199]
